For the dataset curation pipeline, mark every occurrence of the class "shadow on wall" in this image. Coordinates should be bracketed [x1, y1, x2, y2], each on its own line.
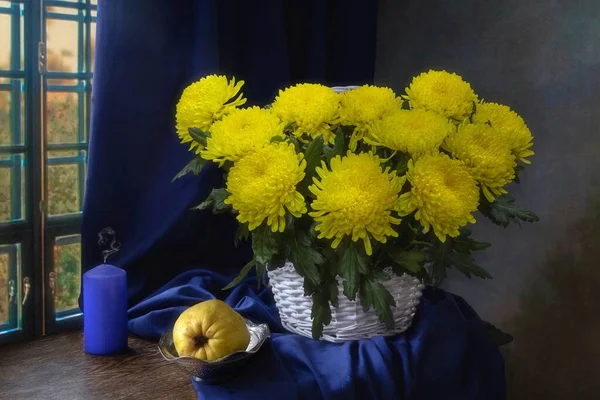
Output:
[506, 191, 600, 400]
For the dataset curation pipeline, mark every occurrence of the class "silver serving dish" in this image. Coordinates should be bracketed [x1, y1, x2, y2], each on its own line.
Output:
[158, 319, 270, 384]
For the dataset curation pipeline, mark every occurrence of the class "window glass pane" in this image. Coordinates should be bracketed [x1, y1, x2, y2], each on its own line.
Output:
[46, 16, 78, 73]
[0, 2, 24, 71]
[47, 6, 78, 16]
[0, 11, 9, 71]
[89, 21, 96, 73]
[85, 85, 91, 141]
[0, 78, 25, 146]
[0, 243, 22, 334]
[53, 235, 81, 317]
[47, 90, 79, 144]
[0, 153, 25, 222]
[0, 85, 9, 147]
[48, 151, 85, 216]
[0, 252, 8, 325]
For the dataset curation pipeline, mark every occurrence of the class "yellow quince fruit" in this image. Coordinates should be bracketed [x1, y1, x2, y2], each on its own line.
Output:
[172, 299, 250, 361]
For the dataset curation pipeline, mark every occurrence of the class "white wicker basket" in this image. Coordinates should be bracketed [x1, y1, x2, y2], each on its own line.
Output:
[268, 263, 425, 342]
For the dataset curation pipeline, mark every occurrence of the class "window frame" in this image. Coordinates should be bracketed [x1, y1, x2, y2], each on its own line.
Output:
[0, 0, 96, 344]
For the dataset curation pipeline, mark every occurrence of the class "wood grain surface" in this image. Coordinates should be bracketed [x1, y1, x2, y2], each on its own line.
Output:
[0, 331, 196, 400]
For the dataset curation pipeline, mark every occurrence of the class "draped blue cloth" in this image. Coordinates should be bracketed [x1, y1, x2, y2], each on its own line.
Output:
[82, 1, 506, 399]
[128, 273, 506, 400]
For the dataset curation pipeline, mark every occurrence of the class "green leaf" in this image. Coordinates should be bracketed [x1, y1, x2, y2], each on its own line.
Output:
[311, 292, 332, 340]
[327, 279, 339, 308]
[270, 136, 286, 143]
[369, 269, 390, 281]
[188, 127, 211, 147]
[211, 188, 229, 211]
[333, 127, 346, 156]
[428, 239, 450, 286]
[251, 225, 278, 265]
[338, 242, 367, 301]
[172, 157, 207, 182]
[283, 122, 295, 134]
[513, 165, 525, 184]
[289, 137, 303, 153]
[287, 227, 322, 294]
[234, 223, 250, 247]
[388, 250, 425, 274]
[468, 100, 477, 122]
[222, 258, 256, 291]
[453, 228, 491, 253]
[267, 254, 287, 271]
[191, 188, 229, 213]
[448, 252, 493, 279]
[479, 194, 539, 228]
[359, 279, 396, 329]
[427, 230, 494, 283]
[256, 261, 266, 287]
[393, 153, 410, 175]
[300, 136, 324, 192]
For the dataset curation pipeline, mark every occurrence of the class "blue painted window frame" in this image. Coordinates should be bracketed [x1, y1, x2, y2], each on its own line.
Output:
[0, 0, 97, 344]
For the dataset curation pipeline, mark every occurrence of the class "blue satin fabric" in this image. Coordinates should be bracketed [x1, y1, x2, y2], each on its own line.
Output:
[129, 272, 505, 400]
[83, 1, 505, 398]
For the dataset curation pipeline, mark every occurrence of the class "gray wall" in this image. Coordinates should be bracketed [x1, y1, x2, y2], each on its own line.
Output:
[375, 1, 600, 398]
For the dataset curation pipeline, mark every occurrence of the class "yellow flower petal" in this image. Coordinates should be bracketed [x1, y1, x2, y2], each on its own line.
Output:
[271, 83, 340, 144]
[201, 107, 284, 165]
[175, 75, 247, 154]
[225, 142, 307, 231]
[308, 152, 404, 255]
[444, 122, 516, 201]
[370, 109, 455, 157]
[339, 85, 402, 150]
[400, 153, 479, 241]
[472, 101, 534, 164]
[404, 70, 477, 121]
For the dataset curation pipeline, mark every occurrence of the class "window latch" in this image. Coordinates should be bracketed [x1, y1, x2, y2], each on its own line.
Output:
[49, 271, 56, 299]
[8, 280, 15, 305]
[38, 41, 46, 75]
[22, 277, 30, 306]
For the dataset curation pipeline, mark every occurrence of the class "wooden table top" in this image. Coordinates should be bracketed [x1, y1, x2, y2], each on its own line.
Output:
[0, 331, 196, 400]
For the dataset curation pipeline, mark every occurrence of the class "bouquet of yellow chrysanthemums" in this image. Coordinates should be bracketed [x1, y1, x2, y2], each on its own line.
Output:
[173, 71, 538, 338]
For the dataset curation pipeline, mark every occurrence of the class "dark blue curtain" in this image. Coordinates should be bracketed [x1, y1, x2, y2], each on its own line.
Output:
[81, 1, 506, 399]
[82, 0, 377, 305]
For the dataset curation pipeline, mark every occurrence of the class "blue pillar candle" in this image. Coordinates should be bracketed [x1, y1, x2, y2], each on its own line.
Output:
[83, 264, 128, 355]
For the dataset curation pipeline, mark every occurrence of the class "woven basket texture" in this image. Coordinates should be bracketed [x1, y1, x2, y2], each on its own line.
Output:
[268, 263, 424, 342]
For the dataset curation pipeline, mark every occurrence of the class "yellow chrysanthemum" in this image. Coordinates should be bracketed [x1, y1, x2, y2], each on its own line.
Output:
[397, 153, 479, 242]
[309, 152, 405, 255]
[271, 83, 340, 144]
[444, 123, 516, 202]
[225, 142, 307, 232]
[472, 101, 534, 164]
[200, 107, 284, 166]
[339, 85, 402, 150]
[369, 109, 455, 157]
[175, 75, 247, 154]
[404, 70, 477, 122]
